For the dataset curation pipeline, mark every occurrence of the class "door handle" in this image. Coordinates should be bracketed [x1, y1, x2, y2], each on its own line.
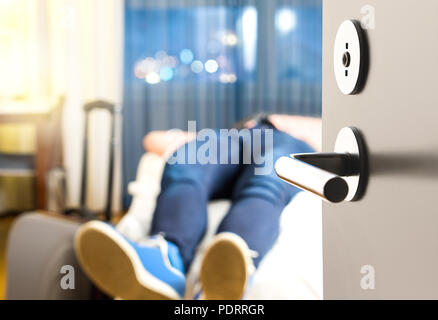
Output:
[275, 127, 368, 203]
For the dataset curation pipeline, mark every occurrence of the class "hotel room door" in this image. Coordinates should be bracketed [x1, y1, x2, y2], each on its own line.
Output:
[321, 0, 438, 298]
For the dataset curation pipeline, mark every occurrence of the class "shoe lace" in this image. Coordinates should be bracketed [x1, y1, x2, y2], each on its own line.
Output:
[247, 249, 258, 274]
[138, 233, 185, 277]
[139, 232, 167, 248]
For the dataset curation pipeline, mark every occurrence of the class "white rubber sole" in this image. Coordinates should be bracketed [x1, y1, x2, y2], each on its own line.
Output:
[200, 232, 252, 300]
[74, 221, 181, 300]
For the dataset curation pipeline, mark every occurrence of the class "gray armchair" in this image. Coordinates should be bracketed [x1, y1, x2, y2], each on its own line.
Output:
[6, 213, 92, 300]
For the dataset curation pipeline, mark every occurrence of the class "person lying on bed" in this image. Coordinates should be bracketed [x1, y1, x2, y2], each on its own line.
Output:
[74, 114, 321, 300]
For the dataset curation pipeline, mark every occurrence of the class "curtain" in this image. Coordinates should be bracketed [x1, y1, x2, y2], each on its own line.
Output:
[122, 0, 322, 208]
[47, 0, 124, 211]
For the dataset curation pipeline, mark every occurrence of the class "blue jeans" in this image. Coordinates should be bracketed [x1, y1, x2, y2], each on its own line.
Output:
[150, 124, 314, 270]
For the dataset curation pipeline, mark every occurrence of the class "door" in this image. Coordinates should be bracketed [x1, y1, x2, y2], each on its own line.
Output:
[323, 0, 438, 298]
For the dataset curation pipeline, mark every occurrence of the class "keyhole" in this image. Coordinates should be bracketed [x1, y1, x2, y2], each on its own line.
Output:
[342, 51, 351, 68]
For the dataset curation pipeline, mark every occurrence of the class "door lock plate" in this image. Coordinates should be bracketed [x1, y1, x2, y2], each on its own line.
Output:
[334, 20, 368, 95]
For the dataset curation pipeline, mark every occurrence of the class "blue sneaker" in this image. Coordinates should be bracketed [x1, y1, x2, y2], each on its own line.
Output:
[75, 221, 185, 300]
[198, 232, 257, 300]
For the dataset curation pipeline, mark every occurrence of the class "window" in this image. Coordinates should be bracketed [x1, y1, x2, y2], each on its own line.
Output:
[275, 6, 322, 82]
[274, 2, 322, 115]
[0, 0, 29, 100]
[127, 4, 257, 86]
[124, 0, 322, 120]
[0, 0, 49, 105]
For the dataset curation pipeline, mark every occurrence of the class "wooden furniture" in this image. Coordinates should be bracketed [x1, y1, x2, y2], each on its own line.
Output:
[0, 98, 63, 210]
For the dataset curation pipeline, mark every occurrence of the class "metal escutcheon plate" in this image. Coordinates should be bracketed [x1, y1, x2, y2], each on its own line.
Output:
[334, 127, 367, 201]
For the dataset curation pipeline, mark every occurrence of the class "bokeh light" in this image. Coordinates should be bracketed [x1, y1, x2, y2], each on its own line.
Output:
[222, 32, 238, 46]
[180, 49, 194, 65]
[160, 67, 174, 81]
[145, 72, 160, 84]
[241, 6, 258, 72]
[164, 56, 179, 68]
[219, 73, 237, 83]
[190, 60, 204, 74]
[144, 57, 157, 71]
[205, 59, 219, 74]
[216, 55, 228, 69]
[134, 60, 147, 79]
[134, 57, 158, 79]
[275, 8, 297, 34]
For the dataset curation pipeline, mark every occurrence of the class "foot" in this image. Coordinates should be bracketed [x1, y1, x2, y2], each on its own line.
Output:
[199, 232, 256, 300]
[74, 221, 185, 300]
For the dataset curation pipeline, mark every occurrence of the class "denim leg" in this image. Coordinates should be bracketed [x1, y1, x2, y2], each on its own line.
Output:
[216, 128, 315, 268]
[150, 131, 242, 270]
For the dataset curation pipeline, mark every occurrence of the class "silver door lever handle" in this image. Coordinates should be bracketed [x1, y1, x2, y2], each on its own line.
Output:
[275, 127, 368, 203]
